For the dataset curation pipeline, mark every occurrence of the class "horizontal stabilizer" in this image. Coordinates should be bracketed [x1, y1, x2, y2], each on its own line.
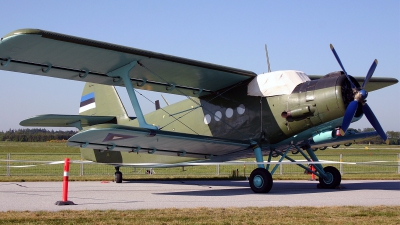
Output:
[20, 114, 118, 129]
[67, 125, 250, 159]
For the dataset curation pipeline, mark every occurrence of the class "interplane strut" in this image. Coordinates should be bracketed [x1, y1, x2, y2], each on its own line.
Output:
[107, 61, 158, 130]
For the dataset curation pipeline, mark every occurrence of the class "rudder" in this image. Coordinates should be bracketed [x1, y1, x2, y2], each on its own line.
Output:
[79, 83, 129, 124]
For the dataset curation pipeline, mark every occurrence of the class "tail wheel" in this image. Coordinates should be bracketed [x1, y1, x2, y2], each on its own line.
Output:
[115, 171, 123, 183]
[319, 166, 341, 189]
[249, 168, 273, 193]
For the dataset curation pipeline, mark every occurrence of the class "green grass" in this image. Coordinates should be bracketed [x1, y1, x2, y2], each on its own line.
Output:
[0, 141, 79, 153]
[0, 206, 399, 224]
[0, 142, 399, 181]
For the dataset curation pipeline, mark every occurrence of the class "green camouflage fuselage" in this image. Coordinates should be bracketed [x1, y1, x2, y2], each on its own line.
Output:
[80, 73, 355, 164]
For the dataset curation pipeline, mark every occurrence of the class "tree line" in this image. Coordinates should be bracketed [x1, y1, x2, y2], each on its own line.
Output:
[0, 128, 77, 142]
[353, 128, 399, 145]
[0, 128, 398, 144]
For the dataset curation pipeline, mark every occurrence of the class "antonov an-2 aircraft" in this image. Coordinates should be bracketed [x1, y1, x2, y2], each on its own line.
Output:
[0, 29, 397, 193]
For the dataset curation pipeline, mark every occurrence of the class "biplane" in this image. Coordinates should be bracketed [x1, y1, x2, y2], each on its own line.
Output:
[0, 29, 397, 193]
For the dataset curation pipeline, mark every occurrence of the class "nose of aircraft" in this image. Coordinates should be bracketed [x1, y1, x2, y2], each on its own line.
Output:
[330, 44, 387, 142]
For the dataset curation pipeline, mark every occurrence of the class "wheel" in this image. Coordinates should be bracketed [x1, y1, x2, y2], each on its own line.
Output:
[313, 148, 318, 152]
[249, 168, 273, 193]
[319, 146, 327, 150]
[115, 171, 123, 183]
[344, 143, 352, 147]
[318, 166, 341, 189]
[332, 145, 340, 148]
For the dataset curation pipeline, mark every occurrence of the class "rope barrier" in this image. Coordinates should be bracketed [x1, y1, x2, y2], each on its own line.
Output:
[0, 159, 398, 167]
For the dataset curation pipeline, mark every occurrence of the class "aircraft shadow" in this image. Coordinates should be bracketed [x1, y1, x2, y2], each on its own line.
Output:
[146, 180, 400, 197]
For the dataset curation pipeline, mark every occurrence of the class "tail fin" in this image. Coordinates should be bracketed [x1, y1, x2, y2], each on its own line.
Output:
[79, 83, 129, 124]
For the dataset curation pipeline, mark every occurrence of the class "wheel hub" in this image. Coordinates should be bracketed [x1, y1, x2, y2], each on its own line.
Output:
[323, 172, 333, 185]
[253, 175, 264, 188]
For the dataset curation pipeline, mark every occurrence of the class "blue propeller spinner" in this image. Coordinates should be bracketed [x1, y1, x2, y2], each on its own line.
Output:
[330, 44, 387, 142]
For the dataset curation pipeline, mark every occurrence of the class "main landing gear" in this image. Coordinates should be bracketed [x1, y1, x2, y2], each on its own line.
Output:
[115, 166, 123, 183]
[249, 168, 273, 193]
[249, 143, 341, 193]
[318, 166, 341, 188]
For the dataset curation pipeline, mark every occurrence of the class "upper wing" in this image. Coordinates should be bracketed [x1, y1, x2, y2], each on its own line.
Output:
[0, 29, 256, 97]
[308, 75, 398, 92]
[352, 76, 398, 92]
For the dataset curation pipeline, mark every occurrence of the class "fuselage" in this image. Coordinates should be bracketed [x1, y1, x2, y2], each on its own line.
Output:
[127, 72, 359, 146]
[79, 72, 361, 164]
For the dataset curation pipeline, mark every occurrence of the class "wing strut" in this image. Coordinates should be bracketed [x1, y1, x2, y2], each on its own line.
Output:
[107, 61, 157, 129]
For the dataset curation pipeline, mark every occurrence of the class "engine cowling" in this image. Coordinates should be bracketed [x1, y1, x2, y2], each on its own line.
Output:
[272, 71, 363, 139]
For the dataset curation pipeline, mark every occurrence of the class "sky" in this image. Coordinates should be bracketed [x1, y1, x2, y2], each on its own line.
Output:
[0, 1, 399, 132]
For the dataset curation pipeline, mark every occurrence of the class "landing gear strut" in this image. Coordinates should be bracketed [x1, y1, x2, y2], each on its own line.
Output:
[249, 142, 274, 193]
[302, 145, 341, 189]
[115, 166, 123, 183]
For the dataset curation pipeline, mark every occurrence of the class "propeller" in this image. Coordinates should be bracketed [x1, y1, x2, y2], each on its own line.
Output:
[330, 44, 387, 142]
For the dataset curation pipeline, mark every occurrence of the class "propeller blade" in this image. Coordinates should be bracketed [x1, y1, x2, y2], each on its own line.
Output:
[330, 44, 356, 88]
[341, 101, 359, 134]
[362, 59, 378, 89]
[362, 103, 387, 141]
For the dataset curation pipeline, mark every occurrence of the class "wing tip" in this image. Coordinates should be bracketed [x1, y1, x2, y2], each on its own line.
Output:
[2, 28, 43, 40]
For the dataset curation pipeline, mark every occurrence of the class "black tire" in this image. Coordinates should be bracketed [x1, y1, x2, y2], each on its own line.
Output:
[332, 145, 340, 148]
[344, 143, 352, 147]
[319, 146, 327, 150]
[249, 168, 273, 193]
[319, 166, 341, 189]
[115, 171, 123, 183]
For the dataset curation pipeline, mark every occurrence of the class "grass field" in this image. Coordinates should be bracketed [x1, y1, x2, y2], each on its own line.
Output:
[0, 142, 79, 154]
[0, 142, 399, 182]
[0, 206, 399, 224]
